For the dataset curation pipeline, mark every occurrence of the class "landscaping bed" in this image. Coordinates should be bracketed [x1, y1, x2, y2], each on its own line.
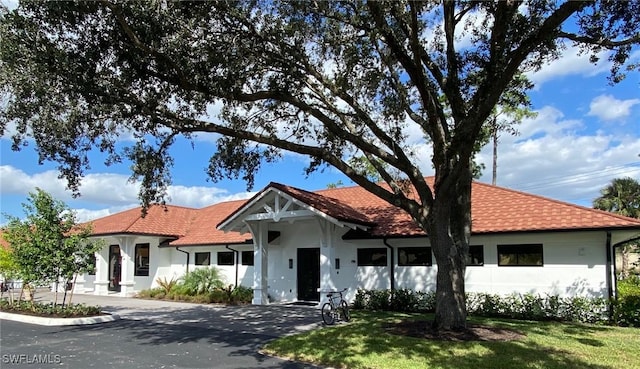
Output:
[0, 300, 103, 318]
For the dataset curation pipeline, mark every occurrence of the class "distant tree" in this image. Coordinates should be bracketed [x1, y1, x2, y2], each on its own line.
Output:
[2, 189, 101, 307]
[594, 178, 640, 218]
[0, 242, 20, 303]
[486, 77, 538, 185]
[1, 1, 639, 330]
[594, 177, 640, 277]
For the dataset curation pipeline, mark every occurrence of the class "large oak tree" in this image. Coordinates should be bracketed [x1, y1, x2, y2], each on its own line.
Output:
[1, 1, 638, 330]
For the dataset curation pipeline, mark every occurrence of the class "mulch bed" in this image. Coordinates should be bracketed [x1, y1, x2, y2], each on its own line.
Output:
[383, 320, 525, 342]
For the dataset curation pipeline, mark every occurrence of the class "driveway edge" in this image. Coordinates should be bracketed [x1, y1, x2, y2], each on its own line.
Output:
[0, 311, 120, 326]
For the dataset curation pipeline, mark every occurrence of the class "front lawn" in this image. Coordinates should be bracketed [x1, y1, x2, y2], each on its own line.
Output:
[262, 310, 640, 369]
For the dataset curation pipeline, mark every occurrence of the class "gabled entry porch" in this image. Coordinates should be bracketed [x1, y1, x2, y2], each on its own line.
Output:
[217, 183, 373, 305]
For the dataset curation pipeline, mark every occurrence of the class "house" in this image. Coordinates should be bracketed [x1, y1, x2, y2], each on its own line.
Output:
[76, 180, 640, 305]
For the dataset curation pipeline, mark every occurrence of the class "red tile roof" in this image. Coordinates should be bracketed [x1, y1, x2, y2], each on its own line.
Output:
[90, 204, 198, 238]
[171, 200, 249, 246]
[469, 182, 640, 233]
[87, 180, 640, 245]
[317, 180, 640, 236]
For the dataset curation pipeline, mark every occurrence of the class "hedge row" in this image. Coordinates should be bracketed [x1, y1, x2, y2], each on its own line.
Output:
[353, 288, 640, 326]
[137, 284, 253, 304]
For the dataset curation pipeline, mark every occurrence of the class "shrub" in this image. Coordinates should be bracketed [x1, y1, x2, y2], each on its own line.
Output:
[618, 275, 640, 298]
[389, 289, 416, 312]
[178, 267, 225, 296]
[135, 281, 253, 305]
[156, 276, 179, 294]
[414, 290, 436, 312]
[369, 290, 392, 310]
[354, 289, 435, 312]
[612, 276, 640, 327]
[207, 289, 227, 303]
[612, 295, 640, 327]
[230, 285, 253, 304]
[137, 287, 164, 299]
[353, 289, 367, 310]
[353, 288, 610, 324]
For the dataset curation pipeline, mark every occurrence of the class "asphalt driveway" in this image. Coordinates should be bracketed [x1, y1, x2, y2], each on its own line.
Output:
[0, 293, 324, 369]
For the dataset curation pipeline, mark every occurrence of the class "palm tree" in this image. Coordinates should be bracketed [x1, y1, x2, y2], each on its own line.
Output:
[594, 177, 640, 277]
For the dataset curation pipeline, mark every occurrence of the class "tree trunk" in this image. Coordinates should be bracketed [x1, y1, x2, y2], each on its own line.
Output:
[429, 212, 468, 331]
[54, 280, 59, 306]
[67, 274, 78, 307]
[427, 168, 472, 331]
[492, 129, 498, 186]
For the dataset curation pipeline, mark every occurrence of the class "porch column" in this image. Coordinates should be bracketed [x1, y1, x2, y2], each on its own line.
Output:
[118, 237, 136, 297]
[94, 248, 109, 295]
[318, 219, 336, 304]
[247, 221, 269, 305]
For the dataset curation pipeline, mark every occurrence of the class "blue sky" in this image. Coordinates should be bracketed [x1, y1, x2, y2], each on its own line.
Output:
[1, 4, 640, 223]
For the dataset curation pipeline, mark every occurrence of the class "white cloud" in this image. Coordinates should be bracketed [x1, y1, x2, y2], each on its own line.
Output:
[2, 0, 18, 10]
[526, 45, 611, 89]
[0, 166, 138, 205]
[166, 185, 254, 208]
[72, 207, 125, 223]
[587, 94, 640, 122]
[0, 166, 255, 219]
[475, 106, 640, 206]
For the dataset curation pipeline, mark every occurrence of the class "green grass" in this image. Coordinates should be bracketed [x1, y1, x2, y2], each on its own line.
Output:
[263, 311, 640, 369]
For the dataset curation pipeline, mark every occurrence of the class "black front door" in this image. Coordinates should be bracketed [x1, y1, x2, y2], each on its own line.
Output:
[297, 248, 320, 301]
[108, 245, 121, 292]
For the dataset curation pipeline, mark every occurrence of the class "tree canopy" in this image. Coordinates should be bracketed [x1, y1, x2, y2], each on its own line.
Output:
[1, 0, 639, 330]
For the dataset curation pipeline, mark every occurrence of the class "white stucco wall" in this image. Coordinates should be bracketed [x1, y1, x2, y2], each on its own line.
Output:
[261, 225, 612, 302]
[166, 244, 255, 288]
[465, 232, 608, 297]
[81, 227, 616, 301]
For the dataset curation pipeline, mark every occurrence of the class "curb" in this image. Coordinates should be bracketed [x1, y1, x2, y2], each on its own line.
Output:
[0, 311, 120, 326]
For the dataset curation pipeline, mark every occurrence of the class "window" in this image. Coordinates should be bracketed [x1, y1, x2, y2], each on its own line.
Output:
[357, 248, 387, 266]
[195, 252, 210, 266]
[241, 250, 254, 266]
[466, 245, 484, 266]
[134, 244, 150, 276]
[217, 251, 235, 265]
[398, 247, 432, 266]
[498, 244, 543, 266]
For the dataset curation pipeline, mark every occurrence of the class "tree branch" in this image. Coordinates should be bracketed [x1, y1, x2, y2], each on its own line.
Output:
[101, 1, 195, 92]
[467, 1, 586, 144]
[153, 105, 421, 214]
[368, 2, 448, 182]
[558, 31, 640, 48]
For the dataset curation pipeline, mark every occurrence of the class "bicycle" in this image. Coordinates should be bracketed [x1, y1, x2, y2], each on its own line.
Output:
[321, 288, 351, 325]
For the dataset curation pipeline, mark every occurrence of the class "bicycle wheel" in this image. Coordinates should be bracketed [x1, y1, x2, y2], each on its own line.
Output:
[340, 300, 351, 322]
[322, 302, 335, 325]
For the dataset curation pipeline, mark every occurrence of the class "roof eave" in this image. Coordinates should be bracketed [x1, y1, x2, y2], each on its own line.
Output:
[90, 231, 182, 239]
[164, 240, 253, 248]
